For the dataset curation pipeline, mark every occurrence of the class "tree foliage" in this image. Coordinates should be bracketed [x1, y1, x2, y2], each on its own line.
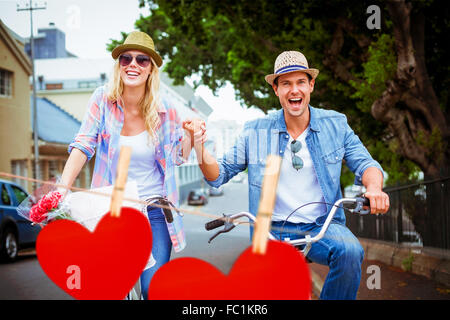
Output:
[108, 0, 449, 186]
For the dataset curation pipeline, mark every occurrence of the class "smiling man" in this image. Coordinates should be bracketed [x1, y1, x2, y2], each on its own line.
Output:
[189, 50, 389, 300]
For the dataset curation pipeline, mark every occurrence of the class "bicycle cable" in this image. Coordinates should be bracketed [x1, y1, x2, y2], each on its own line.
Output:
[275, 201, 345, 241]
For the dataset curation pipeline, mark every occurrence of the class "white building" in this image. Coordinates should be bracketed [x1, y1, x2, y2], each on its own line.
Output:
[208, 119, 243, 158]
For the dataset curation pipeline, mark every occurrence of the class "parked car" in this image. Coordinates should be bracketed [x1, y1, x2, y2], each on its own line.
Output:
[0, 179, 40, 262]
[402, 230, 423, 248]
[187, 189, 209, 206]
[209, 186, 224, 197]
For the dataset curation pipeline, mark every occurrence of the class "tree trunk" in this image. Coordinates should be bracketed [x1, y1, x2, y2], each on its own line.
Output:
[371, 0, 449, 178]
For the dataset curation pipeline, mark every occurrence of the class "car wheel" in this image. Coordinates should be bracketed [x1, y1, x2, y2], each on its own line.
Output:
[0, 227, 19, 262]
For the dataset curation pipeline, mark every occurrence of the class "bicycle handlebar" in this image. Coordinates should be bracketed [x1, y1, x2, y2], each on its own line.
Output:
[361, 196, 370, 207]
[205, 217, 226, 231]
[204, 197, 371, 248]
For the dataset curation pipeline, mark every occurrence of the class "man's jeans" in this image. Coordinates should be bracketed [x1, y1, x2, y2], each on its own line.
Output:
[271, 220, 364, 300]
[140, 206, 172, 300]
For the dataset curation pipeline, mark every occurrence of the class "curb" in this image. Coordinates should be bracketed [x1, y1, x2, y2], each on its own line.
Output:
[359, 238, 450, 287]
[308, 238, 450, 298]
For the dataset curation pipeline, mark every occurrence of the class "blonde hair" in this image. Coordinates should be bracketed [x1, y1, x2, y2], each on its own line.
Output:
[106, 57, 161, 142]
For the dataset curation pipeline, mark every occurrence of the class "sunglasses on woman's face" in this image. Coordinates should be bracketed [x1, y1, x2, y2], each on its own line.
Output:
[119, 53, 151, 68]
[291, 140, 304, 171]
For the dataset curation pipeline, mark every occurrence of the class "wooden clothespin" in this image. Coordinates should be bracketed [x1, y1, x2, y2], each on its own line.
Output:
[110, 146, 132, 218]
[252, 155, 282, 255]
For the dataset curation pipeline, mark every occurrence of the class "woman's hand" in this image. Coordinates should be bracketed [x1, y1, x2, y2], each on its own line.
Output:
[182, 118, 207, 149]
[182, 118, 219, 180]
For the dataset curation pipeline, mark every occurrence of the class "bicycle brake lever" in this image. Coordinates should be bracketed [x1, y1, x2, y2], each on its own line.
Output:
[352, 197, 370, 215]
[208, 222, 236, 243]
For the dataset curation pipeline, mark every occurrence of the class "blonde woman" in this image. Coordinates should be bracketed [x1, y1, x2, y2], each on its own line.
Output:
[59, 31, 201, 299]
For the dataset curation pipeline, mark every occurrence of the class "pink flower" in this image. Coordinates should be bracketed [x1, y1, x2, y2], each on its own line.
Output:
[29, 205, 47, 223]
[29, 191, 62, 223]
[47, 191, 61, 208]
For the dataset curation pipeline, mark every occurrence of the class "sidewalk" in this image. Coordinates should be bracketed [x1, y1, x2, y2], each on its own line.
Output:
[309, 259, 450, 300]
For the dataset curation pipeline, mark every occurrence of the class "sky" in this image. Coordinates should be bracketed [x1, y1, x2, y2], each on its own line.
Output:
[0, 0, 264, 123]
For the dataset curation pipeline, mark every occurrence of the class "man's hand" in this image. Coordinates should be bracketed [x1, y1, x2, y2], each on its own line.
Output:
[362, 167, 390, 214]
[182, 118, 219, 180]
[182, 118, 207, 148]
[363, 188, 390, 214]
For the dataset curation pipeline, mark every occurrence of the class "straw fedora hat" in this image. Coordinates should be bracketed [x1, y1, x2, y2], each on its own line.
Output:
[111, 31, 163, 67]
[265, 51, 319, 86]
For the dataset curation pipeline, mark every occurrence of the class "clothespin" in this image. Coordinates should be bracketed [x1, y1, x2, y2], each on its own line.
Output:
[110, 146, 132, 218]
[252, 155, 282, 255]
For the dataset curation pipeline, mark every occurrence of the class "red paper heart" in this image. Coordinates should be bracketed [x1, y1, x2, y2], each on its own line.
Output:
[148, 240, 311, 300]
[36, 207, 152, 300]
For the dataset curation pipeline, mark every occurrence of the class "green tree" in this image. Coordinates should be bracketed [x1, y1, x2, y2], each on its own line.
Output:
[108, 0, 449, 185]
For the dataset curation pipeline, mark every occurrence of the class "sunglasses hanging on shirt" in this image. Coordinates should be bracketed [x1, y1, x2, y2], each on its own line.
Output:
[291, 140, 304, 171]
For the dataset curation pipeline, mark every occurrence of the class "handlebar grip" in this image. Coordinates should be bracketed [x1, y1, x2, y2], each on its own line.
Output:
[352, 197, 371, 215]
[361, 196, 370, 206]
[205, 218, 225, 231]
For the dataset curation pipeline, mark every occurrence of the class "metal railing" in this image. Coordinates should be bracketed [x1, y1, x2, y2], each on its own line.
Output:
[345, 176, 450, 250]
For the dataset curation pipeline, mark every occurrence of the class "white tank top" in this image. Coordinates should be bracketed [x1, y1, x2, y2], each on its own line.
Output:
[118, 130, 165, 199]
[272, 127, 327, 223]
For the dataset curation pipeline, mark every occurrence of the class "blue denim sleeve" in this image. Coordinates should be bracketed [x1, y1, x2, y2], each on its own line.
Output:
[342, 117, 384, 185]
[204, 126, 248, 188]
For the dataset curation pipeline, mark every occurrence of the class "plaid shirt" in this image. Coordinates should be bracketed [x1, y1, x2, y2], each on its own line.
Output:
[68, 86, 186, 252]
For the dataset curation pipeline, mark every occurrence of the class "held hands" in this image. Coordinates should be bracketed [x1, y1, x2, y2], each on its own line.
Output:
[182, 118, 219, 178]
[182, 118, 207, 150]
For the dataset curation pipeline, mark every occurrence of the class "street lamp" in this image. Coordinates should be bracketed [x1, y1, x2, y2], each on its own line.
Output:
[17, 1, 46, 183]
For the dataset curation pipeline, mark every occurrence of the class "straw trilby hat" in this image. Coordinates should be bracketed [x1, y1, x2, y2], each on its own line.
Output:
[265, 51, 319, 85]
[111, 31, 163, 67]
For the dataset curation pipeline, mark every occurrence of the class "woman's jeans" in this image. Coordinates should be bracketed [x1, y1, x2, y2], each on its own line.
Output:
[140, 205, 172, 300]
[271, 220, 364, 300]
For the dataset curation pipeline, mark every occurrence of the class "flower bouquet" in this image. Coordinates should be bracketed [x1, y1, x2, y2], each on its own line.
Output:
[17, 180, 72, 227]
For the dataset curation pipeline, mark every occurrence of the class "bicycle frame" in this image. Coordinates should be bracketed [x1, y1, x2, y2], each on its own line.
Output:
[205, 197, 370, 256]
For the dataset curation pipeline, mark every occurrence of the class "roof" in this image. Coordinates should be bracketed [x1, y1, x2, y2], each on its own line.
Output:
[160, 72, 213, 117]
[31, 97, 81, 144]
[0, 19, 32, 75]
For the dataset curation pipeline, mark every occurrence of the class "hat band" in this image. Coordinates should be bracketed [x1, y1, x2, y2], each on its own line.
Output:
[275, 64, 307, 74]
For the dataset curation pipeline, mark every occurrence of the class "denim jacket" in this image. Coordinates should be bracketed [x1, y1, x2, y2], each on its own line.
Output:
[206, 106, 383, 225]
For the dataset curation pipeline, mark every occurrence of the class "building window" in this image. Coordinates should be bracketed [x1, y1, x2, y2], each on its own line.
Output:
[78, 80, 98, 89]
[45, 83, 63, 90]
[11, 160, 28, 190]
[0, 68, 13, 97]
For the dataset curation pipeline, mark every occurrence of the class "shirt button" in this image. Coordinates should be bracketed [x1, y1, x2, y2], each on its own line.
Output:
[280, 150, 283, 154]
[285, 135, 289, 138]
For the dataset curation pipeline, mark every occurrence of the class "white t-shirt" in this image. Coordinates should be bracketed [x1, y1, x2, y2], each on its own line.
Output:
[119, 130, 165, 199]
[272, 127, 327, 223]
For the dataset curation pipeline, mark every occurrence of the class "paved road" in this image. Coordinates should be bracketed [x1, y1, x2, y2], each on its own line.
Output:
[0, 181, 250, 299]
[175, 181, 251, 274]
[0, 249, 73, 299]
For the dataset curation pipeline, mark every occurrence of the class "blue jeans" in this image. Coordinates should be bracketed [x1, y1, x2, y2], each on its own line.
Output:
[271, 221, 364, 300]
[140, 205, 172, 300]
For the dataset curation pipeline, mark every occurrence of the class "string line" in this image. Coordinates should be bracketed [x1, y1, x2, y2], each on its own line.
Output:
[0, 171, 327, 237]
[0, 171, 219, 219]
